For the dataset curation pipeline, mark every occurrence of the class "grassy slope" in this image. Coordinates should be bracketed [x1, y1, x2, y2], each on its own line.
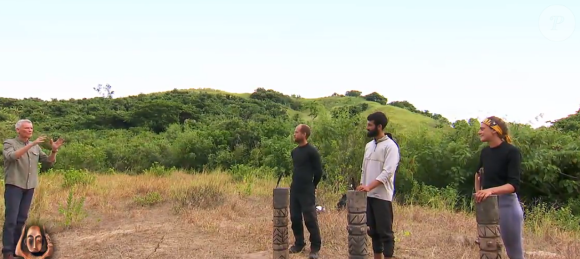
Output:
[181, 88, 439, 131]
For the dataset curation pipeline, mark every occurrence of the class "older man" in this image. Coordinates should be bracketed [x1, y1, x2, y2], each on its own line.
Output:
[2, 119, 63, 259]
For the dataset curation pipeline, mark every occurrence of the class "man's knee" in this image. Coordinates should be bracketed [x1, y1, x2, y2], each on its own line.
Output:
[3, 203, 20, 224]
[384, 232, 395, 241]
[302, 207, 316, 219]
[17, 208, 32, 222]
[302, 210, 317, 224]
[290, 212, 302, 223]
[367, 225, 378, 238]
[303, 218, 318, 229]
[3, 219, 16, 229]
[16, 213, 29, 224]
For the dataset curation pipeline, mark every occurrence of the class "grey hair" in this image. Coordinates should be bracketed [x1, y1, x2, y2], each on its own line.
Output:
[15, 119, 32, 130]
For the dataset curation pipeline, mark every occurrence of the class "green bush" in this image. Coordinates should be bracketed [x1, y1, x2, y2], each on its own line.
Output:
[61, 169, 96, 188]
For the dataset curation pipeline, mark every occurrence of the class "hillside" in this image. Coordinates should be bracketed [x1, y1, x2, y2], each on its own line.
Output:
[170, 87, 443, 130]
[1, 87, 579, 204]
[0, 87, 580, 258]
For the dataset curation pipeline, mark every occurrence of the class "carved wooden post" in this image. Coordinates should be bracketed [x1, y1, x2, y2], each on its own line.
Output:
[347, 190, 368, 259]
[474, 194, 503, 259]
[273, 188, 290, 259]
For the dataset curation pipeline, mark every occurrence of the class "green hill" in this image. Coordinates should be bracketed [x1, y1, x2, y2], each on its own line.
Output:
[1, 87, 580, 225]
[179, 87, 444, 130]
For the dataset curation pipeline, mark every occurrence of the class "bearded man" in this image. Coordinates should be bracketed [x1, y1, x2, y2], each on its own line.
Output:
[357, 112, 400, 259]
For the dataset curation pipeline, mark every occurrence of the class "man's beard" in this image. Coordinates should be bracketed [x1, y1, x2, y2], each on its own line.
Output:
[366, 128, 379, 138]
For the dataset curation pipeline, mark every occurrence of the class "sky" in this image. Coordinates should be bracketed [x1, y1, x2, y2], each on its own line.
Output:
[1, 0, 579, 127]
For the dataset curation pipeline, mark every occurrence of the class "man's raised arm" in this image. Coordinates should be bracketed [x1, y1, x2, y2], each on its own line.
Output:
[2, 140, 36, 161]
[3, 137, 45, 161]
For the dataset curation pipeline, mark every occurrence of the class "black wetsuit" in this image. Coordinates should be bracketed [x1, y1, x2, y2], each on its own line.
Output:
[478, 141, 522, 194]
[289, 143, 323, 251]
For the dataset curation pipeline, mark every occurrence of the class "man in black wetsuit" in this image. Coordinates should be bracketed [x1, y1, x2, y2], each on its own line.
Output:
[289, 124, 323, 259]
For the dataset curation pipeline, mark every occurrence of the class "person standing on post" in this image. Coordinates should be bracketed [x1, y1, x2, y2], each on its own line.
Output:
[357, 112, 400, 259]
[289, 124, 323, 259]
[474, 116, 524, 259]
[2, 119, 64, 259]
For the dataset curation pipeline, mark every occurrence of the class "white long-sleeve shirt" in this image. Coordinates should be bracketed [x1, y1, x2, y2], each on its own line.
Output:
[360, 134, 400, 201]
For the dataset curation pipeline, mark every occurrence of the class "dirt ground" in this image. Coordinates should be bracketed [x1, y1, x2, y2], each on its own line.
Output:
[51, 200, 313, 259]
[1, 172, 577, 259]
[52, 205, 239, 259]
[50, 202, 574, 259]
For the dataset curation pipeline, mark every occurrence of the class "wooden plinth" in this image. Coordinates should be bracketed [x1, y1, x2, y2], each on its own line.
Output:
[273, 188, 290, 259]
[474, 194, 503, 259]
[347, 190, 368, 259]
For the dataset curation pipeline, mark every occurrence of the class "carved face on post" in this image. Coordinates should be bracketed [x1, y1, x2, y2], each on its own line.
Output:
[25, 226, 44, 253]
[16, 224, 54, 259]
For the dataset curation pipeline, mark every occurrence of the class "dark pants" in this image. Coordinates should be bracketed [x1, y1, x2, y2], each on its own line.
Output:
[2, 184, 35, 255]
[289, 189, 322, 251]
[366, 197, 395, 257]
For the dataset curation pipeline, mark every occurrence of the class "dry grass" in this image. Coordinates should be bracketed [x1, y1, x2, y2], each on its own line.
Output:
[0, 170, 578, 259]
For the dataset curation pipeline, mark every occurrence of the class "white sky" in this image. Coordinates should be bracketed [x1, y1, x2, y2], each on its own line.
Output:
[1, 1, 579, 127]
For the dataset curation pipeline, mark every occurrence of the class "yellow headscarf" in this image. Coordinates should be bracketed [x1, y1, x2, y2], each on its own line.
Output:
[482, 118, 512, 144]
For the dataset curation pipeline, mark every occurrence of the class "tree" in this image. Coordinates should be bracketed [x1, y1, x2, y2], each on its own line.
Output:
[93, 84, 115, 99]
[363, 92, 388, 105]
[345, 90, 362, 97]
[549, 107, 580, 133]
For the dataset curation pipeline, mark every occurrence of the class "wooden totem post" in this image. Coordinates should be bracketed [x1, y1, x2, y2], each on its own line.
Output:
[474, 194, 503, 259]
[273, 188, 290, 259]
[346, 190, 368, 259]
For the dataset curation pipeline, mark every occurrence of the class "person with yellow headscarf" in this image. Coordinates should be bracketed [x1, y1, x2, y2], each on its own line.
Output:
[474, 116, 524, 259]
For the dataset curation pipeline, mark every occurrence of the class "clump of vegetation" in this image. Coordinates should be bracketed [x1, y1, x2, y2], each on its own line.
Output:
[61, 169, 96, 188]
[171, 184, 226, 212]
[134, 191, 163, 207]
[58, 188, 87, 228]
[143, 162, 174, 177]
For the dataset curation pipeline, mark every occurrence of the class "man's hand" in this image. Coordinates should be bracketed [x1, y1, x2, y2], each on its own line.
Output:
[475, 189, 493, 203]
[33, 135, 47, 145]
[50, 138, 64, 151]
[356, 185, 371, 192]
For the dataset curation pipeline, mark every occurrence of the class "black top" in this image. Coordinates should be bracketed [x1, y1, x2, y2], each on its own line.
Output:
[477, 141, 522, 194]
[290, 143, 323, 191]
